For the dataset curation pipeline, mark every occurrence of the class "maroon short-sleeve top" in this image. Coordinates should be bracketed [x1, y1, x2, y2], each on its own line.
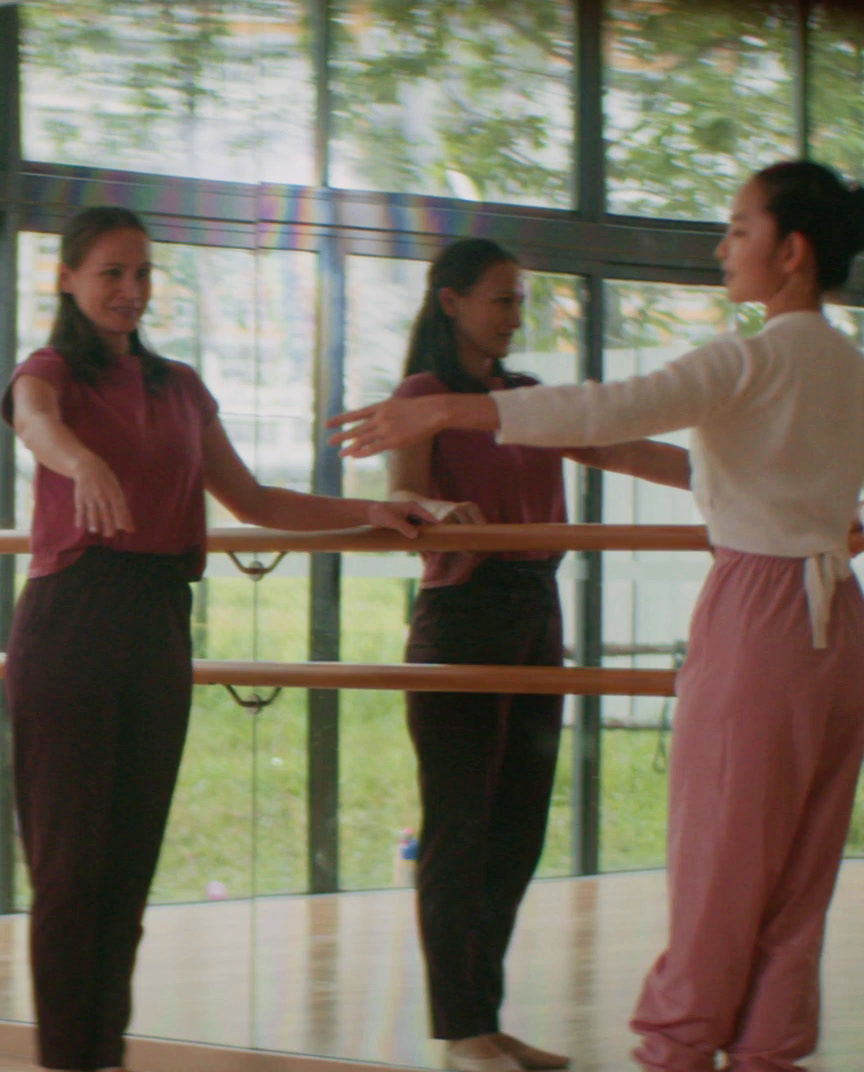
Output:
[393, 371, 567, 587]
[2, 347, 219, 580]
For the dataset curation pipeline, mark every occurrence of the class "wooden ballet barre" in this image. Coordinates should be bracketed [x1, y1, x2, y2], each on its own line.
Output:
[0, 524, 860, 554]
[190, 661, 678, 696]
[205, 522, 716, 553]
[0, 652, 674, 694]
[205, 523, 864, 554]
[0, 524, 706, 555]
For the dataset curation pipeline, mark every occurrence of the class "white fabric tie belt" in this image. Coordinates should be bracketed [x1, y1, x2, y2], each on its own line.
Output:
[803, 549, 851, 649]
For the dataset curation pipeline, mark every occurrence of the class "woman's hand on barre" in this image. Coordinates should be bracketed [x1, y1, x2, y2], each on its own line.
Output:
[432, 500, 487, 526]
[363, 499, 440, 538]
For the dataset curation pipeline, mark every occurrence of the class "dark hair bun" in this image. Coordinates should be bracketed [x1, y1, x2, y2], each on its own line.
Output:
[757, 160, 864, 290]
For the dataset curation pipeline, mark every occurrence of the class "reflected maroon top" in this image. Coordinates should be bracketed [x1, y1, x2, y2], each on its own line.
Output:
[393, 372, 567, 588]
[3, 347, 219, 580]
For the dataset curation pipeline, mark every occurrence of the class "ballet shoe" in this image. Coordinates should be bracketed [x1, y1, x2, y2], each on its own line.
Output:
[445, 1039, 521, 1072]
[493, 1033, 570, 1070]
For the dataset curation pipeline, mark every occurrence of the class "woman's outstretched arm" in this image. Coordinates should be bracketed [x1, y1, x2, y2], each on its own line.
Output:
[564, 441, 691, 490]
[12, 375, 134, 536]
[202, 417, 435, 536]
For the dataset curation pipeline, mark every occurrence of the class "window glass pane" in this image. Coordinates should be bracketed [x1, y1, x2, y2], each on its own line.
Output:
[143, 243, 316, 904]
[330, 1, 575, 207]
[809, 4, 864, 181]
[14, 232, 60, 533]
[604, 0, 797, 220]
[600, 281, 732, 871]
[15, 234, 316, 909]
[825, 304, 864, 860]
[340, 253, 584, 889]
[21, 0, 314, 184]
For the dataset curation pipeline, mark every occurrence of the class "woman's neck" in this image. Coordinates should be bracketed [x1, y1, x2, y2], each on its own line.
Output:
[101, 335, 133, 359]
[457, 350, 497, 387]
[763, 275, 822, 321]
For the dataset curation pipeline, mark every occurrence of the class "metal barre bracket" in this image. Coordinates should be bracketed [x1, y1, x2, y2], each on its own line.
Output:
[222, 685, 283, 712]
[226, 551, 287, 579]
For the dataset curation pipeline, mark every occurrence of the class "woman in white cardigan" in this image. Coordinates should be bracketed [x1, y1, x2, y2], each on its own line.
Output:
[330, 160, 864, 1072]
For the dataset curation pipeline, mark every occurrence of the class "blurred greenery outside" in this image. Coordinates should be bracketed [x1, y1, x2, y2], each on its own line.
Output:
[13, 572, 855, 911]
[163, 575, 864, 905]
[138, 574, 674, 906]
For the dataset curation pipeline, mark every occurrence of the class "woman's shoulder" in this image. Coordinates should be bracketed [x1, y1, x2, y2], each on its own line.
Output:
[7, 347, 71, 392]
[2, 348, 71, 424]
[501, 371, 541, 388]
[14, 346, 69, 377]
[394, 370, 542, 396]
[160, 357, 216, 393]
[392, 371, 450, 398]
[161, 356, 202, 382]
[160, 358, 220, 417]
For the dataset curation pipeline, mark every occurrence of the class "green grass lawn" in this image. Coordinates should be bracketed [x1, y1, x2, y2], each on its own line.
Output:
[15, 570, 864, 908]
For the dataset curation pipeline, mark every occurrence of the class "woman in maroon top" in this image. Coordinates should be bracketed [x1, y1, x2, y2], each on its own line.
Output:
[4, 206, 432, 1072]
[390, 239, 573, 1072]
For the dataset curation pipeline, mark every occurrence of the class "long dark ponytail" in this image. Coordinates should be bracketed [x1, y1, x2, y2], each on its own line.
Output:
[403, 237, 520, 393]
[49, 205, 169, 392]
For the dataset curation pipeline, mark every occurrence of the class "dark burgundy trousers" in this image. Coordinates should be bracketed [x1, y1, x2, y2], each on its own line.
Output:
[405, 559, 564, 1039]
[5, 548, 193, 1071]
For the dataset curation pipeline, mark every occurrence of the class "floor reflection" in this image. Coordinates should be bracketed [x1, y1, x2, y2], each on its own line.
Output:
[0, 864, 861, 1070]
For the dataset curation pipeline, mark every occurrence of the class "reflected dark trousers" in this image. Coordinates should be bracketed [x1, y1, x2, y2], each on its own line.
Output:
[5, 548, 193, 1071]
[405, 559, 564, 1039]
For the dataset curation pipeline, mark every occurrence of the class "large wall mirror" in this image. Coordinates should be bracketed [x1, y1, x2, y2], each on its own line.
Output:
[1, 0, 863, 1068]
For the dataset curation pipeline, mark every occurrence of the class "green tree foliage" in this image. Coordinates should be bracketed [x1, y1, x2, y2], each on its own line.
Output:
[21, 0, 313, 180]
[24, 1, 229, 129]
[810, 4, 864, 182]
[328, 0, 574, 205]
[328, 0, 578, 204]
[604, 0, 798, 219]
[21, 1, 864, 212]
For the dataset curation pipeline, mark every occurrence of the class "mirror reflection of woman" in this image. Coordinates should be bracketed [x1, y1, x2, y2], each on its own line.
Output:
[331, 162, 864, 1072]
[3, 206, 433, 1072]
[387, 238, 579, 1072]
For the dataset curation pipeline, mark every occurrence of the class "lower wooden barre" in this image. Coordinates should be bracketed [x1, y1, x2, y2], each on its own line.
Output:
[190, 660, 678, 696]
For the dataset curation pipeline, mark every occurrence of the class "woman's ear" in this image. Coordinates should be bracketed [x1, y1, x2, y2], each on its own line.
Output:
[782, 230, 814, 275]
[58, 266, 71, 294]
[438, 286, 459, 317]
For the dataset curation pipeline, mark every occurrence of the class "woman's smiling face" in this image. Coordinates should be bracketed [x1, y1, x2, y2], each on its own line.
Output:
[59, 226, 153, 354]
[440, 259, 525, 383]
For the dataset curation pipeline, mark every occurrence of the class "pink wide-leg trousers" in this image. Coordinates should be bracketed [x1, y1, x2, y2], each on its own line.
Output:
[631, 549, 864, 1072]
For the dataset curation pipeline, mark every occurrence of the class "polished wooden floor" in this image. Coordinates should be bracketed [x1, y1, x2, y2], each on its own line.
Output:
[0, 862, 861, 1071]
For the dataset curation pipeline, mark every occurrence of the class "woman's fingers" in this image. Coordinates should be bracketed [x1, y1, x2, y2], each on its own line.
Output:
[330, 421, 385, 457]
[72, 459, 135, 536]
[328, 398, 440, 456]
[76, 490, 132, 537]
[326, 406, 384, 455]
[366, 501, 438, 538]
[326, 403, 378, 429]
